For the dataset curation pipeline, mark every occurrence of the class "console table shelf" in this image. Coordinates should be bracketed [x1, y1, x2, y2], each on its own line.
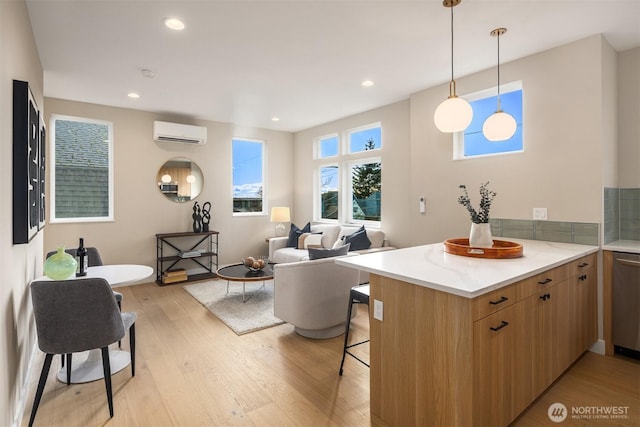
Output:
[156, 231, 219, 285]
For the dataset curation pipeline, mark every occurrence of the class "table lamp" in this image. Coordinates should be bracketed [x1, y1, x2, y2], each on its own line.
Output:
[270, 207, 290, 237]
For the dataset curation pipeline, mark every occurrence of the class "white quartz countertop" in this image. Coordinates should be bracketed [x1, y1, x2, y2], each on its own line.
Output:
[335, 239, 598, 298]
[602, 240, 640, 254]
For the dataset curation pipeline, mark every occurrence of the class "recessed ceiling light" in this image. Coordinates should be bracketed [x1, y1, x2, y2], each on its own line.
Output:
[163, 17, 185, 31]
[127, 92, 140, 99]
[361, 80, 374, 87]
[271, 117, 281, 122]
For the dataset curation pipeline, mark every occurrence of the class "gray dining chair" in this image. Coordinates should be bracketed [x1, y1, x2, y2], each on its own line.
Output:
[28, 278, 137, 427]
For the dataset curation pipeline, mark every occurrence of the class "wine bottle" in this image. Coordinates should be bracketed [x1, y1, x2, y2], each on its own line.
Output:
[76, 238, 88, 277]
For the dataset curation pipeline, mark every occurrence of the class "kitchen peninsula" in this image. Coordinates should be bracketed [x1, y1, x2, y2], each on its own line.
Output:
[336, 239, 599, 426]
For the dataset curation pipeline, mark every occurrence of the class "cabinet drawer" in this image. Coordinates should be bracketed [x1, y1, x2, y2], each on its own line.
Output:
[472, 284, 517, 320]
[568, 253, 596, 276]
[517, 264, 569, 300]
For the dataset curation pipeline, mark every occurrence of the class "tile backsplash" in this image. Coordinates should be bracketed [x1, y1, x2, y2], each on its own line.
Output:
[604, 187, 640, 243]
[490, 218, 599, 246]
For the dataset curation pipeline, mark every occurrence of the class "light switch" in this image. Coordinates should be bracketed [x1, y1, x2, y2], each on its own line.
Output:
[374, 299, 383, 321]
[419, 196, 426, 214]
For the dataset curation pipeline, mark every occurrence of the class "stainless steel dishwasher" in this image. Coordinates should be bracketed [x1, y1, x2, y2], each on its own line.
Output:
[612, 252, 640, 359]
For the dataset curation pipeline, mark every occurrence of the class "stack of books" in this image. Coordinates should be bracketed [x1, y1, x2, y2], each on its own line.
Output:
[179, 250, 202, 258]
[162, 268, 188, 284]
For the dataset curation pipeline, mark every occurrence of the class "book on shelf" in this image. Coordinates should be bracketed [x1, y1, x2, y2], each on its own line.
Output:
[162, 270, 188, 284]
[164, 268, 187, 277]
[179, 250, 203, 258]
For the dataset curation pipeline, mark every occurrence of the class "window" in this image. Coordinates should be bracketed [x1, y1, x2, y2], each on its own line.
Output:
[50, 115, 113, 222]
[454, 82, 523, 159]
[318, 135, 338, 159]
[319, 165, 339, 220]
[350, 159, 381, 221]
[232, 138, 265, 214]
[349, 125, 382, 153]
[315, 123, 382, 224]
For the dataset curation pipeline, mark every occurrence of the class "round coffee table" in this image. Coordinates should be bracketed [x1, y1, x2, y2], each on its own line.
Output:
[216, 263, 274, 303]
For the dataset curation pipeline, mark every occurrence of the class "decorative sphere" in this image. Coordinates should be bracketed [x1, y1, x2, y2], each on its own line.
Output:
[483, 111, 517, 141]
[434, 97, 473, 133]
[44, 246, 77, 280]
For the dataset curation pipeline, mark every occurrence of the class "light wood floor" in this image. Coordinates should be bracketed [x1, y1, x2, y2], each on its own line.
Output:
[22, 281, 639, 426]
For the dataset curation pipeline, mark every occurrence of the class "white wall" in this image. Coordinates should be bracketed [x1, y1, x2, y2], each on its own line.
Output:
[292, 100, 412, 248]
[617, 47, 640, 187]
[0, 1, 43, 425]
[408, 35, 615, 246]
[43, 98, 294, 273]
[292, 35, 620, 250]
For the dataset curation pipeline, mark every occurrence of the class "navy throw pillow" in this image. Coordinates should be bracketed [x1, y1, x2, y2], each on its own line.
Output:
[287, 222, 311, 247]
[341, 225, 371, 251]
[308, 243, 351, 260]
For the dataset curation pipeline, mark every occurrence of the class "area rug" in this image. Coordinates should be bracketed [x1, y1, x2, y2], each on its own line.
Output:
[183, 279, 284, 335]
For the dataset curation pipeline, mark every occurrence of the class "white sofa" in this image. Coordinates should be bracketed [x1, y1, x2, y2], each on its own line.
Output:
[268, 223, 391, 263]
[273, 253, 361, 339]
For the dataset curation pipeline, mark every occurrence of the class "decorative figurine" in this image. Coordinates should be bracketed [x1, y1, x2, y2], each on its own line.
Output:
[201, 202, 211, 232]
[192, 201, 202, 232]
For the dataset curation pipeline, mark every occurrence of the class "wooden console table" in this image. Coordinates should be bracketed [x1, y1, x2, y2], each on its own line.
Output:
[156, 231, 219, 285]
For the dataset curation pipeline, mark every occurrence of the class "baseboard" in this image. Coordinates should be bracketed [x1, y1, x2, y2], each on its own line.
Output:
[589, 339, 606, 355]
[12, 341, 38, 427]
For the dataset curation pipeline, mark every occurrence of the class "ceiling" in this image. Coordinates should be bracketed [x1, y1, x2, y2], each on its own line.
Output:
[26, 0, 640, 133]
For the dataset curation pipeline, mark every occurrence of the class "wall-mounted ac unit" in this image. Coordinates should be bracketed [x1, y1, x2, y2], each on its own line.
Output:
[153, 121, 207, 145]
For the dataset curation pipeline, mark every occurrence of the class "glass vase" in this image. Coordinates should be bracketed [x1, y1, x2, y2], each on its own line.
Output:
[469, 223, 493, 248]
[43, 246, 77, 280]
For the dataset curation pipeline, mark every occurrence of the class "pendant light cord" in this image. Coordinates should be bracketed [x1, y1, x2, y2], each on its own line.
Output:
[450, 4, 454, 83]
[496, 30, 502, 111]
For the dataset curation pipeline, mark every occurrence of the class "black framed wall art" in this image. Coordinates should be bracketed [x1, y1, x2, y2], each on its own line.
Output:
[13, 79, 41, 244]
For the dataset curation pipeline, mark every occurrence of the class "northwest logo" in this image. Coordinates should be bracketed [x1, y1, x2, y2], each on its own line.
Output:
[548, 403, 568, 423]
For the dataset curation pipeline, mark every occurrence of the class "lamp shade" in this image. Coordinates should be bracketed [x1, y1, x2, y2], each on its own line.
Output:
[186, 174, 196, 183]
[161, 174, 172, 183]
[270, 207, 290, 223]
[434, 97, 473, 133]
[482, 111, 517, 141]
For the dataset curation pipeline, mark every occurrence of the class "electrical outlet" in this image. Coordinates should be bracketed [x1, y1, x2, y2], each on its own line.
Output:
[533, 208, 548, 220]
[374, 299, 383, 321]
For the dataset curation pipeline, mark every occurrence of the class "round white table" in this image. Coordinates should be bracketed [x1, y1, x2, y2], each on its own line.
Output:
[35, 264, 153, 383]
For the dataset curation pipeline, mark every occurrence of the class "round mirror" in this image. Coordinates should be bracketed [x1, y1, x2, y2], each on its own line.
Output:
[156, 158, 203, 203]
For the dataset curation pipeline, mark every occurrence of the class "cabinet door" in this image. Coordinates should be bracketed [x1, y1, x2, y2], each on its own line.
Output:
[542, 281, 573, 389]
[575, 267, 598, 354]
[473, 303, 525, 426]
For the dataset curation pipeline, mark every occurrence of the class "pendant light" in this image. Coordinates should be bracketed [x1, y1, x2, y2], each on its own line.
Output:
[434, 0, 473, 133]
[482, 28, 517, 141]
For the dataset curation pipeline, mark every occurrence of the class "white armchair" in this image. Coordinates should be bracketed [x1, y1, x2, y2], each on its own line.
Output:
[273, 253, 362, 339]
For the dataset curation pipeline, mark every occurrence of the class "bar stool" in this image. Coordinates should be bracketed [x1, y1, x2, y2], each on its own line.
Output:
[339, 284, 370, 376]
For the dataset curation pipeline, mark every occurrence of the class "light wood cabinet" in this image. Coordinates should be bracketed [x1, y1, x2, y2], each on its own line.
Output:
[370, 253, 598, 427]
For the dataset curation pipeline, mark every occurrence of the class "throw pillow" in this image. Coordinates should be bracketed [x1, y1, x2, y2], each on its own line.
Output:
[297, 232, 323, 249]
[308, 243, 351, 260]
[341, 225, 371, 251]
[303, 233, 323, 249]
[331, 238, 347, 249]
[287, 222, 311, 247]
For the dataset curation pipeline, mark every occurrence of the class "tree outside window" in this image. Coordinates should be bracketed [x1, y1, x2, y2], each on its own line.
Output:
[351, 139, 381, 221]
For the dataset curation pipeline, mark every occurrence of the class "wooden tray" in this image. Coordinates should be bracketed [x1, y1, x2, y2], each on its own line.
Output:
[444, 238, 523, 259]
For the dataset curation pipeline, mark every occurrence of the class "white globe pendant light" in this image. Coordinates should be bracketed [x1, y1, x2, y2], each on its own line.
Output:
[483, 28, 517, 141]
[434, 0, 472, 133]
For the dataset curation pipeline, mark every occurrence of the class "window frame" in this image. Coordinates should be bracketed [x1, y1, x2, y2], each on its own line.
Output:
[232, 137, 266, 216]
[346, 122, 382, 154]
[453, 81, 523, 160]
[49, 114, 114, 223]
[314, 122, 382, 225]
